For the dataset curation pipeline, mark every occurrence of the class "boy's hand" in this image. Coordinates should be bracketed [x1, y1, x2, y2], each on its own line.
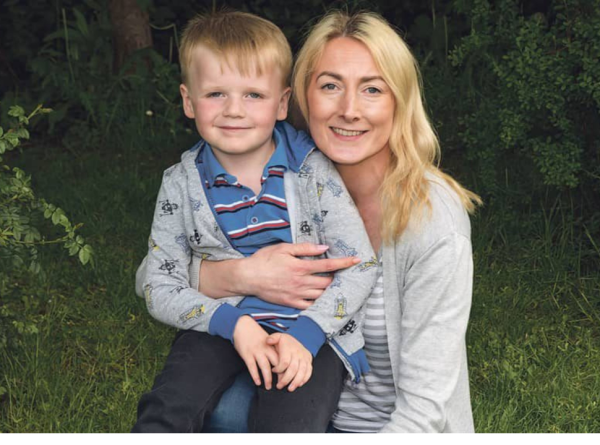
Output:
[233, 316, 278, 390]
[267, 333, 313, 392]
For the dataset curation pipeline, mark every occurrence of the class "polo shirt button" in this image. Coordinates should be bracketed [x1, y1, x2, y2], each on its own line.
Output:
[251, 217, 258, 224]
[242, 195, 249, 202]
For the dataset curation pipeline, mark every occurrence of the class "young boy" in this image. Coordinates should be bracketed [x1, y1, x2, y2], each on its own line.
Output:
[132, 11, 377, 433]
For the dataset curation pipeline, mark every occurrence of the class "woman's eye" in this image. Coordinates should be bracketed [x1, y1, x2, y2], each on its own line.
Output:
[321, 83, 337, 91]
[365, 87, 381, 94]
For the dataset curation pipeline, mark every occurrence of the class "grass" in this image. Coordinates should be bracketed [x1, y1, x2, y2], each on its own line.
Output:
[1, 142, 599, 432]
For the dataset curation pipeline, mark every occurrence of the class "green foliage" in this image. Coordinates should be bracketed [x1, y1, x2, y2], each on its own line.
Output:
[0, 104, 92, 350]
[447, 0, 600, 194]
[8, 1, 186, 151]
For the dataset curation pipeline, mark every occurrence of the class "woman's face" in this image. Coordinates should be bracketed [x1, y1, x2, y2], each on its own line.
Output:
[306, 37, 395, 167]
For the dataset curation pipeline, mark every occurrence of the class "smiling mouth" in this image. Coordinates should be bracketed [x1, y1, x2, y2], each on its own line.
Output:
[330, 127, 366, 137]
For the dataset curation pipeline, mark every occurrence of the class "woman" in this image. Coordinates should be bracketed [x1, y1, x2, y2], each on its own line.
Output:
[200, 10, 481, 433]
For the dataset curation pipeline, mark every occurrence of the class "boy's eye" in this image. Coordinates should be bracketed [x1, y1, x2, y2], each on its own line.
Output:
[206, 92, 224, 98]
[247, 92, 262, 99]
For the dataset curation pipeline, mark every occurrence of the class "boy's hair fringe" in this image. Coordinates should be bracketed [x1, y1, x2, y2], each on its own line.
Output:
[179, 10, 292, 86]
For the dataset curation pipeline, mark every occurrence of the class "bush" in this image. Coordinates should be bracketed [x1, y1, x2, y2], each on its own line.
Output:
[26, 4, 184, 151]
[446, 0, 600, 195]
[0, 104, 92, 349]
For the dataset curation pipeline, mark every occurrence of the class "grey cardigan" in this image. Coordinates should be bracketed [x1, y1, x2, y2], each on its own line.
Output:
[378, 174, 475, 433]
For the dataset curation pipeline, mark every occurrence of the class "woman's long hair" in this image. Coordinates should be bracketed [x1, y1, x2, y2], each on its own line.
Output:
[293, 11, 481, 242]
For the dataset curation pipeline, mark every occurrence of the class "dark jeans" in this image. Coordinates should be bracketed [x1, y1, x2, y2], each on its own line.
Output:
[132, 330, 346, 433]
[204, 373, 352, 433]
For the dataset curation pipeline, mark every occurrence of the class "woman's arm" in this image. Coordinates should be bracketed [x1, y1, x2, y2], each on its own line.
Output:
[197, 243, 360, 309]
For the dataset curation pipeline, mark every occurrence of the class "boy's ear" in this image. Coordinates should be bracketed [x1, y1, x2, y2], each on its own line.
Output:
[277, 87, 292, 121]
[180, 84, 195, 119]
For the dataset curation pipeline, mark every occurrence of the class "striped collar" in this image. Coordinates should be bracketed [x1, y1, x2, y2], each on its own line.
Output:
[198, 129, 289, 187]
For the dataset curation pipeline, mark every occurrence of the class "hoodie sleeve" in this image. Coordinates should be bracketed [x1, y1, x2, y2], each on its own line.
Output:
[140, 164, 242, 334]
[286, 153, 378, 350]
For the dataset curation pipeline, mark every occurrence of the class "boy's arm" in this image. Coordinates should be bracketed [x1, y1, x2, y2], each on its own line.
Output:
[284, 157, 378, 355]
[141, 165, 244, 336]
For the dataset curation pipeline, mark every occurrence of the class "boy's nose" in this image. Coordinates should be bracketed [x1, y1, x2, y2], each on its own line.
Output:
[223, 97, 245, 118]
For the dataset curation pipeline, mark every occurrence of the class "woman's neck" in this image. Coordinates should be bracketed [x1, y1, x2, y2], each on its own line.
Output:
[335, 148, 390, 252]
[335, 147, 390, 206]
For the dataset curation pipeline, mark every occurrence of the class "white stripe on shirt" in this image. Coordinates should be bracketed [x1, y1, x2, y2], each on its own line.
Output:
[332, 259, 396, 433]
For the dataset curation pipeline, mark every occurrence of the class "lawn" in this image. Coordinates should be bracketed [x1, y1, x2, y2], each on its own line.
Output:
[1, 142, 599, 432]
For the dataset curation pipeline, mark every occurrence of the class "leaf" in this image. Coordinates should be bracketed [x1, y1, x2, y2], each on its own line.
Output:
[15, 128, 30, 140]
[43, 29, 68, 42]
[8, 105, 25, 118]
[78, 244, 93, 265]
[69, 244, 79, 256]
[73, 8, 89, 37]
[5, 132, 19, 148]
[29, 261, 41, 274]
[51, 209, 64, 225]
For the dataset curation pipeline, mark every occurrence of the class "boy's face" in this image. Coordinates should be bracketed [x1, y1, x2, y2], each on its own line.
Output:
[181, 46, 290, 164]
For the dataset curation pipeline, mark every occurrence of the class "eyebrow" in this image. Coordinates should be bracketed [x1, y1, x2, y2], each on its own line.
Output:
[315, 71, 385, 83]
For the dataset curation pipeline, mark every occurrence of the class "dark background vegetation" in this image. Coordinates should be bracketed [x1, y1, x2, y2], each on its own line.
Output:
[1, 0, 599, 432]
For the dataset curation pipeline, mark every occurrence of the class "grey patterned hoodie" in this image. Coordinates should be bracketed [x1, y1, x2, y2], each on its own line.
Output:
[136, 122, 378, 381]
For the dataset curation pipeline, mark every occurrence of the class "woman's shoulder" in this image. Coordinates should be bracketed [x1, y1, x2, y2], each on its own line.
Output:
[397, 172, 472, 254]
[425, 172, 471, 238]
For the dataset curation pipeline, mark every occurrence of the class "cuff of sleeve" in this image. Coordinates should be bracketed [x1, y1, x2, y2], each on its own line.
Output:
[189, 255, 203, 291]
[286, 316, 326, 357]
[208, 304, 245, 342]
[135, 256, 148, 298]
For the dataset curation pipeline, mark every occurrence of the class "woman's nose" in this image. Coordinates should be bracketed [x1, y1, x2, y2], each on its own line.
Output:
[340, 92, 360, 122]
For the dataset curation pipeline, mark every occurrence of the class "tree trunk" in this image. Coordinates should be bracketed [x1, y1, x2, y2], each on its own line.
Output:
[108, 0, 153, 73]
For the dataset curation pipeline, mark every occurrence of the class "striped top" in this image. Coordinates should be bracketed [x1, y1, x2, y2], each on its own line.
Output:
[332, 258, 396, 432]
[196, 137, 292, 256]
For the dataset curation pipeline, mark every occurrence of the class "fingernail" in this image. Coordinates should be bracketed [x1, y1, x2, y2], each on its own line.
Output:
[353, 258, 361, 264]
[317, 245, 329, 251]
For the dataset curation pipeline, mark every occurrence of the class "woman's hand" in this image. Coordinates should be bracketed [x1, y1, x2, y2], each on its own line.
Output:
[200, 243, 360, 309]
[242, 243, 361, 309]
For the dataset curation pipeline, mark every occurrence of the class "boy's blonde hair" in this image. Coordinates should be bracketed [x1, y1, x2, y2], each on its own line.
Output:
[293, 11, 481, 242]
[179, 11, 292, 87]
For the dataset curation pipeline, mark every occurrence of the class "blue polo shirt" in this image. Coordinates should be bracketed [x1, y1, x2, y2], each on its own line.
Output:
[195, 129, 326, 356]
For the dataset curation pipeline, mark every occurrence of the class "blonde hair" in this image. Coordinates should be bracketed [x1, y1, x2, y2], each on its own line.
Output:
[179, 11, 292, 86]
[293, 11, 481, 242]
